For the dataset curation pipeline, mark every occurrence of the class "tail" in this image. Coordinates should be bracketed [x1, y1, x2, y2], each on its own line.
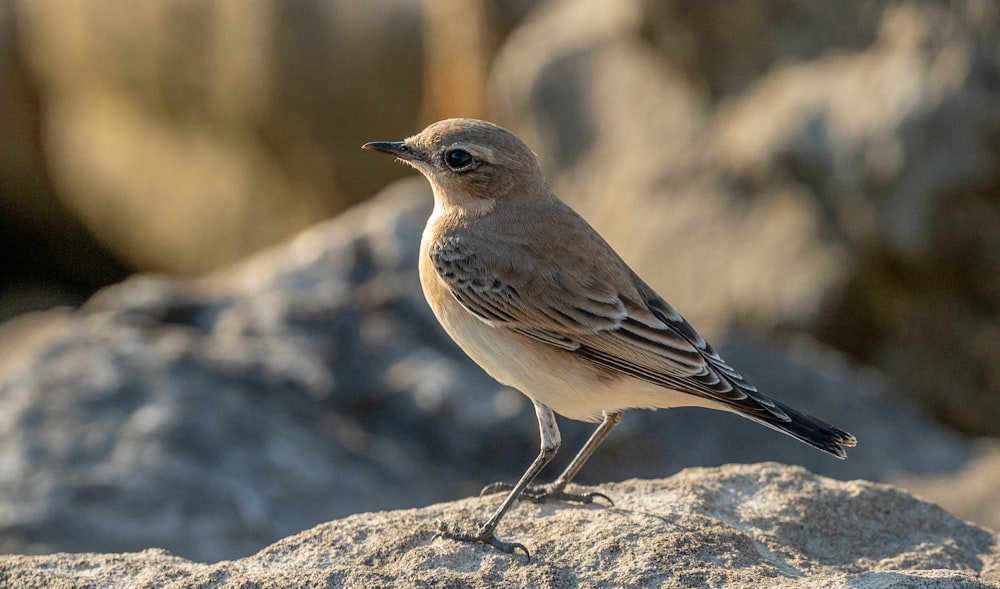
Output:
[743, 399, 857, 460]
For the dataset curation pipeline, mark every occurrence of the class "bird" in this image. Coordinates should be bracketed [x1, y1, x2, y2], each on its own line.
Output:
[362, 118, 856, 558]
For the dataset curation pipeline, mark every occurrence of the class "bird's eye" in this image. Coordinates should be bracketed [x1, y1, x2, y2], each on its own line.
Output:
[444, 149, 474, 171]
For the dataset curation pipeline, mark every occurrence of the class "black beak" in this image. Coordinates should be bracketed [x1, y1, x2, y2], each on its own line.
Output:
[361, 141, 418, 162]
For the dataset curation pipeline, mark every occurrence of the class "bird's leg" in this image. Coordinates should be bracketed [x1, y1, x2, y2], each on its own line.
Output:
[436, 401, 561, 558]
[481, 410, 623, 505]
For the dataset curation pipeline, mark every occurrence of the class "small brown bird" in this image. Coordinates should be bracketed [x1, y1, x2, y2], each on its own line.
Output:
[363, 119, 856, 557]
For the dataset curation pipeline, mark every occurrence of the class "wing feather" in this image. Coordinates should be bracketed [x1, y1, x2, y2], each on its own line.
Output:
[428, 237, 785, 419]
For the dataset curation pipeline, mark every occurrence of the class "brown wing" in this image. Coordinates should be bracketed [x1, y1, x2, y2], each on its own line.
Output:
[429, 232, 856, 458]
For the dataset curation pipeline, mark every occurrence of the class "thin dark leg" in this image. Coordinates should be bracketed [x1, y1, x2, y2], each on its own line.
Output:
[436, 401, 561, 558]
[551, 410, 623, 490]
[482, 410, 624, 505]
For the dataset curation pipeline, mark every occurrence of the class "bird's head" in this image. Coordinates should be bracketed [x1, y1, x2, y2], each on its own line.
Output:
[363, 118, 547, 214]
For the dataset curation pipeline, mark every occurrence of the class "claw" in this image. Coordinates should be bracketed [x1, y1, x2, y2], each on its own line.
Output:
[479, 482, 615, 506]
[449, 481, 611, 561]
[581, 491, 614, 506]
[519, 488, 613, 505]
[434, 520, 531, 561]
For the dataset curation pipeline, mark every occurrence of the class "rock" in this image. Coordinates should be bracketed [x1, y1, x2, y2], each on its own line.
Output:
[899, 441, 1000, 535]
[0, 179, 485, 561]
[490, 0, 1000, 435]
[1, 463, 996, 588]
[716, 3, 1000, 437]
[491, 0, 850, 334]
[0, 179, 992, 564]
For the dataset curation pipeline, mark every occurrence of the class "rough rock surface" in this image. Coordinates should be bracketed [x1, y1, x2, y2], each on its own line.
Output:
[0, 180, 992, 564]
[1, 463, 996, 588]
[0, 180, 481, 562]
[899, 441, 1000, 535]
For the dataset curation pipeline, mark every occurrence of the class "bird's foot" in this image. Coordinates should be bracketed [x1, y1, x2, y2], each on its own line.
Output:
[479, 482, 613, 506]
[434, 520, 530, 560]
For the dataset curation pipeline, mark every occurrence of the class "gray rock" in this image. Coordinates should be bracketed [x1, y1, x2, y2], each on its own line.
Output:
[1, 463, 996, 588]
[899, 441, 1000, 535]
[491, 0, 850, 334]
[0, 180, 476, 562]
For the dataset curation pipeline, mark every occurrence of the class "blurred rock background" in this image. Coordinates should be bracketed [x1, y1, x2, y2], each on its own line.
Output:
[0, 0, 998, 564]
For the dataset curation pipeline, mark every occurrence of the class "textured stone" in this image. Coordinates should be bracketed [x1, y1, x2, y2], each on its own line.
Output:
[1, 463, 996, 588]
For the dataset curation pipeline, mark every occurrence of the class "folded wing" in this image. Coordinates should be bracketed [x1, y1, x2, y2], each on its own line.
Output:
[429, 237, 856, 458]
